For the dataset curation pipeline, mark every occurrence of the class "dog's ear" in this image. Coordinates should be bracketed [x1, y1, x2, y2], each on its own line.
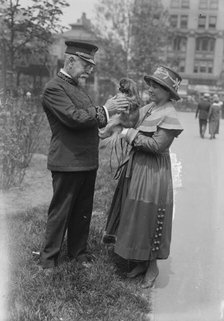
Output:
[119, 78, 143, 106]
[119, 78, 134, 96]
[119, 78, 128, 93]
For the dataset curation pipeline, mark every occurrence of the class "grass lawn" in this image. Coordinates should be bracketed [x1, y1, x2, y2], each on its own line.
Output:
[7, 143, 153, 321]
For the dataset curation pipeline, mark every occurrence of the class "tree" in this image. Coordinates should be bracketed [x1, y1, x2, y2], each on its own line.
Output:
[94, 0, 134, 83]
[0, 0, 69, 90]
[130, 0, 169, 84]
[93, 0, 169, 90]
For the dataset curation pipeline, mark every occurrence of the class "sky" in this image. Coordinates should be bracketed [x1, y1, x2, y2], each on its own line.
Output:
[19, 0, 98, 27]
[61, 0, 98, 27]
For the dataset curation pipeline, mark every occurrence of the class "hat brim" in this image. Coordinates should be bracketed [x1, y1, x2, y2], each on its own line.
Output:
[144, 75, 180, 101]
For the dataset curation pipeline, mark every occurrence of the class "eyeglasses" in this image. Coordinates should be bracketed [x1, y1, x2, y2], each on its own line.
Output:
[70, 56, 94, 71]
[78, 57, 93, 69]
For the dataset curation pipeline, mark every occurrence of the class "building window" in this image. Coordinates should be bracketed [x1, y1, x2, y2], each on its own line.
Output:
[208, 64, 213, 73]
[208, 16, 217, 29]
[199, 0, 218, 9]
[199, 0, 208, 9]
[194, 64, 199, 73]
[200, 64, 207, 73]
[196, 37, 215, 52]
[194, 61, 213, 73]
[170, 15, 178, 28]
[181, 0, 190, 8]
[209, 0, 218, 9]
[170, 0, 180, 8]
[179, 65, 185, 72]
[180, 15, 188, 29]
[198, 15, 206, 29]
[173, 36, 187, 51]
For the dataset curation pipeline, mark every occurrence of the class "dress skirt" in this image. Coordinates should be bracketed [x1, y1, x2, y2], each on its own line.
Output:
[209, 104, 221, 136]
[105, 149, 174, 261]
[209, 119, 219, 135]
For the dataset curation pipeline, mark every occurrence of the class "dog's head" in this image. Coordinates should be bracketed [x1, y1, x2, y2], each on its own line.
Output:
[119, 78, 142, 107]
[119, 78, 138, 97]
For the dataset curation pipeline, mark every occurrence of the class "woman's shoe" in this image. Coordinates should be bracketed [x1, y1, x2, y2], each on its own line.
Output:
[141, 259, 159, 288]
[127, 262, 147, 278]
[141, 271, 159, 288]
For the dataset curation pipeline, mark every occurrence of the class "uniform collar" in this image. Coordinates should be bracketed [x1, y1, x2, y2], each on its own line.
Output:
[57, 69, 78, 86]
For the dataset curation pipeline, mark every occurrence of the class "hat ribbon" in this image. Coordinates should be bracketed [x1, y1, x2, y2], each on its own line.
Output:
[156, 67, 181, 91]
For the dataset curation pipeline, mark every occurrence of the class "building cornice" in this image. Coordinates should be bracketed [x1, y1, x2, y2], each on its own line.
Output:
[180, 73, 218, 80]
[190, 29, 224, 37]
[168, 28, 224, 38]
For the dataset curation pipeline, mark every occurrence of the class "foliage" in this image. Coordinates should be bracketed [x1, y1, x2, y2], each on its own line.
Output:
[94, 0, 133, 79]
[93, 0, 169, 89]
[0, 96, 44, 189]
[130, 0, 169, 82]
[0, 0, 69, 88]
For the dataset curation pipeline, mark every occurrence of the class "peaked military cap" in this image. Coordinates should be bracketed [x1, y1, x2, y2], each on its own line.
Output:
[65, 40, 98, 65]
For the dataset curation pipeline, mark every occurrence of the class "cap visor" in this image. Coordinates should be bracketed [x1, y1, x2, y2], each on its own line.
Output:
[79, 56, 95, 65]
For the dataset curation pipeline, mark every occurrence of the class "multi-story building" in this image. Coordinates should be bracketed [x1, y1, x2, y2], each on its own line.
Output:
[50, 13, 100, 101]
[163, 0, 224, 94]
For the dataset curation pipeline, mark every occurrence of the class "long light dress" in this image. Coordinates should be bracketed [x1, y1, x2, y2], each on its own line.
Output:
[104, 102, 183, 261]
[208, 101, 222, 137]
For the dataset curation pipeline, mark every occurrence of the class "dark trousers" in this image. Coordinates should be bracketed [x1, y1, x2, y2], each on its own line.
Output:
[199, 119, 207, 138]
[40, 170, 97, 268]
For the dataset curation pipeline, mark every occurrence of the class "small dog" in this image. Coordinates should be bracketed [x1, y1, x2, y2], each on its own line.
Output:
[99, 78, 142, 139]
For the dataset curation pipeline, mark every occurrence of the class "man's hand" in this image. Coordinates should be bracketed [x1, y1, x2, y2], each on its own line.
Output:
[104, 96, 129, 116]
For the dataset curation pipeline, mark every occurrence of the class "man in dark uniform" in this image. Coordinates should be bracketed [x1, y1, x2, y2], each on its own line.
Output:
[195, 93, 211, 138]
[40, 40, 128, 271]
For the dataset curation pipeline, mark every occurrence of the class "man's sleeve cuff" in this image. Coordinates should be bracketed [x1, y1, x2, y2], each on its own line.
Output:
[102, 105, 110, 122]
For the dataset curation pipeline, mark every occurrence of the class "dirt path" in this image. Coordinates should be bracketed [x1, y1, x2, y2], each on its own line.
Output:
[1, 154, 52, 216]
[0, 154, 52, 321]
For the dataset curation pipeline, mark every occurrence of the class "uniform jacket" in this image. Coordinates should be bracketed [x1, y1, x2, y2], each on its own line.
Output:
[196, 99, 210, 120]
[42, 71, 107, 171]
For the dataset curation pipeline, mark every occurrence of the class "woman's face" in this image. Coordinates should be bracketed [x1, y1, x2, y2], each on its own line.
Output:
[148, 80, 171, 105]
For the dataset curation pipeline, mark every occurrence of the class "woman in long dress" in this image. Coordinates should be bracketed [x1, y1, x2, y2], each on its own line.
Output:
[208, 94, 222, 139]
[103, 66, 183, 288]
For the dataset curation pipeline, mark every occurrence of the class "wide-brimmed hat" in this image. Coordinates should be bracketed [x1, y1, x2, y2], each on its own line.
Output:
[65, 40, 98, 65]
[144, 66, 182, 100]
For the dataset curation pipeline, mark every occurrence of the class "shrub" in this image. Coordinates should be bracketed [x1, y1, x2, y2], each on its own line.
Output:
[0, 96, 44, 189]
